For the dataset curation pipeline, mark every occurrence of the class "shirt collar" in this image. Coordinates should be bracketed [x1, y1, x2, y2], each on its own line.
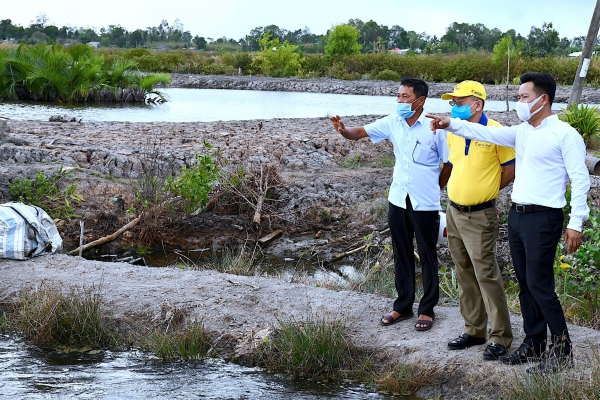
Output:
[478, 113, 488, 126]
[532, 114, 559, 128]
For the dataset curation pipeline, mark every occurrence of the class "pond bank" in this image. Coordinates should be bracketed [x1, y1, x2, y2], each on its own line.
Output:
[2, 254, 600, 399]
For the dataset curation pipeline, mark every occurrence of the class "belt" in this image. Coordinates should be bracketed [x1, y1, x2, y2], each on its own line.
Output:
[512, 203, 557, 213]
[449, 199, 495, 213]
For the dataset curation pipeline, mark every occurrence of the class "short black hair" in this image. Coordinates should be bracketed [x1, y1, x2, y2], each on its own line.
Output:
[400, 77, 429, 98]
[520, 72, 556, 104]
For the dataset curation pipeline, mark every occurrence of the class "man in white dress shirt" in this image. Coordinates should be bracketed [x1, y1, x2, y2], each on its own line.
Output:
[330, 77, 450, 332]
[427, 72, 590, 374]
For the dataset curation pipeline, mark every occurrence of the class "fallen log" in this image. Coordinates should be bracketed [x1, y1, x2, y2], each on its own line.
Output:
[257, 230, 282, 247]
[67, 216, 140, 256]
[329, 245, 367, 263]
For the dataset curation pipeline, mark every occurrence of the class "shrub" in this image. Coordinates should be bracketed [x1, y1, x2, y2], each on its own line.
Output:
[558, 103, 600, 147]
[375, 69, 401, 81]
[167, 151, 218, 213]
[8, 167, 83, 220]
[255, 32, 302, 77]
[324, 24, 362, 58]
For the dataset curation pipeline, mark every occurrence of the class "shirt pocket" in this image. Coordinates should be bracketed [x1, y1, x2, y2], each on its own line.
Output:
[469, 142, 495, 169]
[412, 141, 438, 166]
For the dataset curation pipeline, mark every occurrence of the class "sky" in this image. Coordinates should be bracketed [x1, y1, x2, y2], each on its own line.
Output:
[3, 0, 597, 41]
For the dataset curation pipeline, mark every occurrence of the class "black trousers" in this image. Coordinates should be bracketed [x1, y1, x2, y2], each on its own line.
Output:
[508, 207, 570, 354]
[388, 198, 439, 317]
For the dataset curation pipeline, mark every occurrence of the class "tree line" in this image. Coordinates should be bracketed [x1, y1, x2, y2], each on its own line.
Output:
[0, 13, 597, 57]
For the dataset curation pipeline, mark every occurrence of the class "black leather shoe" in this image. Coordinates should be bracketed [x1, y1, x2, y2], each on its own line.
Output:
[448, 333, 486, 350]
[526, 353, 573, 374]
[483, 342, 507, 360]
[498, 343, 543, 365]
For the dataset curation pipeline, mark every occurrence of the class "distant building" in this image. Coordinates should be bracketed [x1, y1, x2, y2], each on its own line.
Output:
[568, 51, 596, 57]
[389, 48, 410, 55]
[156, 44, 170, 50]
[87, 42, 101, 48]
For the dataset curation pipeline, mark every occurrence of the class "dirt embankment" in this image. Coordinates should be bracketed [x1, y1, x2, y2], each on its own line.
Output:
[1, 75, 600, 398]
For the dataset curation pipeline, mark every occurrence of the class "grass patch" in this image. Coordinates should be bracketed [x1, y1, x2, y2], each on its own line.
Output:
[378, 156, 395, 168]
[190, 243, 274, 276]
[337, 153, 361, 169]
[6, 283, 117, 350]
[140, 320, 212, 362]
[500, 349, 600, 399]
[374, 362, 442, 396]
[346, 245, 396, 298]
[255, 312, 443, 396]
[255, 314, 362, 379]
[438, 266, 460, 306]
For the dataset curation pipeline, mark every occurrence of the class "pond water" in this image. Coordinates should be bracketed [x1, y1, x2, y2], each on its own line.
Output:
[0, 88, 566, 122]
[0, 336, 399, 399]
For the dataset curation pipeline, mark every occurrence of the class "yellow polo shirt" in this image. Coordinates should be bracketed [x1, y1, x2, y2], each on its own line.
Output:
[446, 114, 516, 206]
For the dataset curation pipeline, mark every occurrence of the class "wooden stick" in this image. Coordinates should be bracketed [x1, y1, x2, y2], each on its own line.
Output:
[68, 216, 140, 256]
[79, 220, 84, 257]
[329, 244, 367, 263]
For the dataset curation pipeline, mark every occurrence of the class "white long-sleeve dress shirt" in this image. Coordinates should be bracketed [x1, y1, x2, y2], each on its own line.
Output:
[447, 114, 590, 231]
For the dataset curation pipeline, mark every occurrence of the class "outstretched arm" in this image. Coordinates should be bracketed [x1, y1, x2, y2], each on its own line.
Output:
[330, 115, 368, 140]
[425, 114, 517, 148]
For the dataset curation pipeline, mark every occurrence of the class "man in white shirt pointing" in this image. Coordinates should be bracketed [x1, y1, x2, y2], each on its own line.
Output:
[426, 72, 590, 374]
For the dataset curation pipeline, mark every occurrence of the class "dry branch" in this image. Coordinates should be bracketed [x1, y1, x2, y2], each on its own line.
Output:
[67, 216, 140, 256]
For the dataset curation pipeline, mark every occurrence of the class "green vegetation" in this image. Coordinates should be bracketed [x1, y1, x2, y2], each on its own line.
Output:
[255, 32, 302, 77]
[339, 153, 361, 169]
[374, 362, 442, 396]
[555, 208, 600, 328]
[559, 103, 600, 147]
[324, 24, 363, 58]
[256, 314, 361, 378]
[500, 355, 600, 399]
[167, 152, 218, 213]
[374, 69, 401, 82]
[8, 167, 84, 220]
[6, 283, 116, 349]
[92, 47, 598, 86]
[141, 321, 212, 362]
[0, 43, 170, 102]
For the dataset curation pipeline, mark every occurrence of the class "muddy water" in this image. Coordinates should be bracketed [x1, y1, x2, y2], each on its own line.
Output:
[0, 336, 404, 399]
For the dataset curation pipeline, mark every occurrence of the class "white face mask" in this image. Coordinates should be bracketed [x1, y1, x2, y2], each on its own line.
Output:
[515, 95, 544, 122]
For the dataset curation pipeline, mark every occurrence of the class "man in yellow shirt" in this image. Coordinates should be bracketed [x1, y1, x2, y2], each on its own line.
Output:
[441, 81, 516, 360]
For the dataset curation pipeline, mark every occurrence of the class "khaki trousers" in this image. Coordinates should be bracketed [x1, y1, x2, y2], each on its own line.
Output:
[447, 204, 513, 348]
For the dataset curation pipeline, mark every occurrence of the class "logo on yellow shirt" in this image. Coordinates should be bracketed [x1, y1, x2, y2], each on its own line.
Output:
[473, 141, 492, 149]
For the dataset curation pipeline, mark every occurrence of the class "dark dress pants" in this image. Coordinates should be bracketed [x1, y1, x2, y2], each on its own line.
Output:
[388, 197, 439, 317]
[508, 207, 571, 355]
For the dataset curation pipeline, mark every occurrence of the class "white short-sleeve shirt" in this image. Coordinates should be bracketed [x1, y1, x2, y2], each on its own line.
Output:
[365, 113, 448, 211]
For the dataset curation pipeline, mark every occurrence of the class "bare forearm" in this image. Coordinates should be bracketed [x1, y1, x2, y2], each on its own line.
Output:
[499, 164, 515, 189]
[439, 163, 452, 189]
[339, 126, 368, 140]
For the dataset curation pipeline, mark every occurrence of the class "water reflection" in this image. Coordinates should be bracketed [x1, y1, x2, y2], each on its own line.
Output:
[0, 88, 567, 123]
[0, 336, 393, 399]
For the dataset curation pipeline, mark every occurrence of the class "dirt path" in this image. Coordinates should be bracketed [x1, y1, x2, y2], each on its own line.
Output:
[2, 254, 600, 399]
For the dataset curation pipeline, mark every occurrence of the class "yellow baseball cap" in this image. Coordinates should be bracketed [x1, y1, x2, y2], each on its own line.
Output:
[441, 80, 487, 101]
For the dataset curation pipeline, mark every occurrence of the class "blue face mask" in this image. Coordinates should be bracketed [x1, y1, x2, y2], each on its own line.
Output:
[451, 102, 477, 120]
[396, 96, 422, 119]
